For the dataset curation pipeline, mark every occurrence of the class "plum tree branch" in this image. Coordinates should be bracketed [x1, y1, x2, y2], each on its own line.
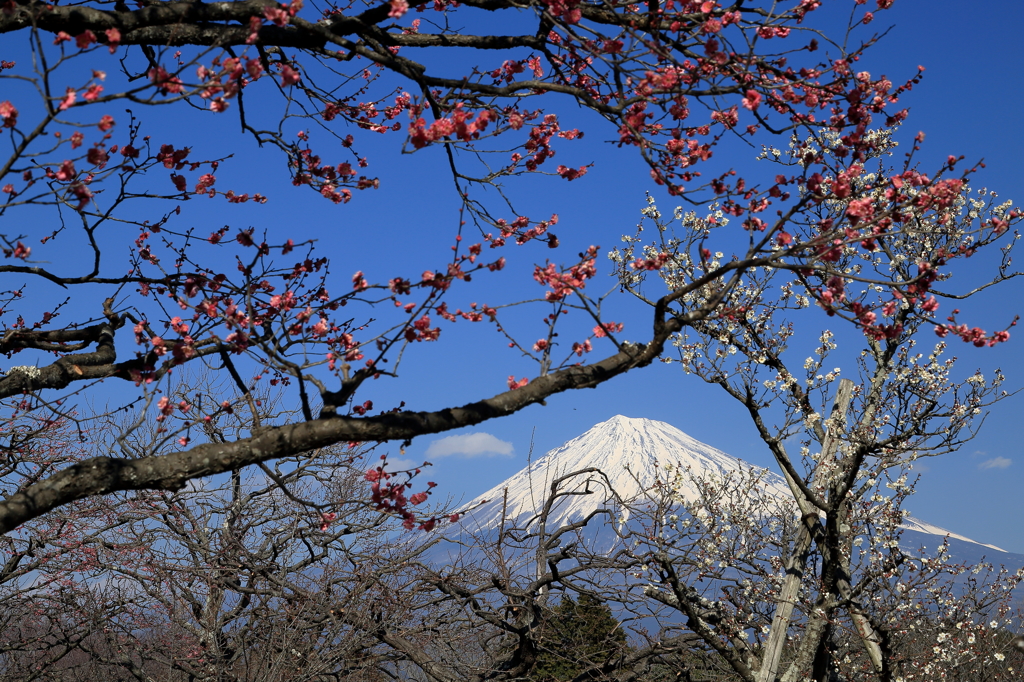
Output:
[0, 314, 680, 534]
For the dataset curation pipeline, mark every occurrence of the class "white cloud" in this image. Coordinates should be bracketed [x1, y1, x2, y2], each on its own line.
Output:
[979, 457, 1012, 470]
[424, 432, 514, 459]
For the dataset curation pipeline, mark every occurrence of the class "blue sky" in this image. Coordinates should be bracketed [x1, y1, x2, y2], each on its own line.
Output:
[7, 2, 1022, 553]
[376, 0, 1024, 554]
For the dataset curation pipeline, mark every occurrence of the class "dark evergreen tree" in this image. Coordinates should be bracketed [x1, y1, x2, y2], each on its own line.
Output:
[532, 594, 631, 681]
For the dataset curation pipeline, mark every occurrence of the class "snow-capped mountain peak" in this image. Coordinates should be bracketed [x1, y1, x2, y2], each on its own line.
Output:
[461, 415, 790, 531]
[457, 416, 1008, 557]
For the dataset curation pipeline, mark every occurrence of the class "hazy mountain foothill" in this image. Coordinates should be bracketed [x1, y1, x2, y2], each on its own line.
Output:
[444, 416, 1023, 569]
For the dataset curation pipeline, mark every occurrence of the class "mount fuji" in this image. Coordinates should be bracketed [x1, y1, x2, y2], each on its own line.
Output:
[450, 415, 1019, 567]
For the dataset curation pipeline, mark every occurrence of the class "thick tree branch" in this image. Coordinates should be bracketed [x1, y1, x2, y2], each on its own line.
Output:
[0, 319, 679, 534]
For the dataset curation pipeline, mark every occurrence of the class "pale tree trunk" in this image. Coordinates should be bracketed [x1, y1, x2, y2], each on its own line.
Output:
[758, 379, 870, 682]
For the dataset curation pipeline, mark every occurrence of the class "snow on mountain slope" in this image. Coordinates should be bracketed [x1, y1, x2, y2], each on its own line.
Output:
[901, 517, 1005, 552]
[458, 415, 1008, 555]
[461, 415, 788, 531]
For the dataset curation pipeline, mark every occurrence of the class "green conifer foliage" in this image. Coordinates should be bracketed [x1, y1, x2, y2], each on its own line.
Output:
[531, 594, 631, 681]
